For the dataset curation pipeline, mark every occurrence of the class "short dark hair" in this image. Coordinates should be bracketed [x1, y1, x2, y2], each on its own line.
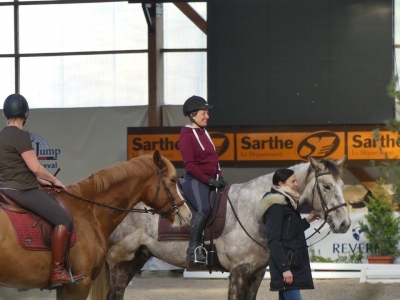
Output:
[272, 169, 294, 186]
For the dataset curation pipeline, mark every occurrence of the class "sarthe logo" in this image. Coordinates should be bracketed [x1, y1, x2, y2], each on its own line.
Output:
[210, 132, 229, 156]
[297, 131, 340, 160]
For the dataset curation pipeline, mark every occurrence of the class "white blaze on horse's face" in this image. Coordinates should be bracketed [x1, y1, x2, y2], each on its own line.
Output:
[171, 202, 192, 227]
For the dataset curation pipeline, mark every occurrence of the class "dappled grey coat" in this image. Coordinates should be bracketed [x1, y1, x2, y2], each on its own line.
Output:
[255, 188, 314, 291]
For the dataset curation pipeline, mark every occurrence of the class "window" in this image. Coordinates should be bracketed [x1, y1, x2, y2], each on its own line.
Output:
[0, 1, 207, 108]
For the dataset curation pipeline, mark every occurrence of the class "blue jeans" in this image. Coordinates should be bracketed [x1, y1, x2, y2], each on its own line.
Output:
[279, 289, 302, 300]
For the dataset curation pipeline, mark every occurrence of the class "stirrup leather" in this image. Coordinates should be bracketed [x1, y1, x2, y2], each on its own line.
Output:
[65, 251, 84, 284]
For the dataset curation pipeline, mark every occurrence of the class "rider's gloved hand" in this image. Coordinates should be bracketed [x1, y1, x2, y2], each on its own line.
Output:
[207, 179, 222, 189]
[218, 176, 228, 187]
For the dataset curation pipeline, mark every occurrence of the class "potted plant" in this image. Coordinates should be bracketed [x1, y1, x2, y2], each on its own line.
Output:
[359, 177, 400, 264]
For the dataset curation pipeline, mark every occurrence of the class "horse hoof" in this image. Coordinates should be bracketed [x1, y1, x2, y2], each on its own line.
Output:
[48, 282, 63, 290]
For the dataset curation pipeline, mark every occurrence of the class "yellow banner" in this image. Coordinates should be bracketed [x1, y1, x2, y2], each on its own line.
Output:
[127, 127, 400, 163]
[236, 131, 345, 161]
[348, 131, 400, 160]
[127, 132, 235, 161]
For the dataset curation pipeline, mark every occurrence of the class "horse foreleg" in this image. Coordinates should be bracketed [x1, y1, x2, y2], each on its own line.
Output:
[56, 282, 91, 300]
[108, 260, 135, 300]
[108, 247, 152, 300]
[228, 264, 252, 300]
[245, 267, 266, 300]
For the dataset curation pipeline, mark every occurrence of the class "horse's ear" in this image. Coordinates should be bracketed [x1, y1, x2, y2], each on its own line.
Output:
[308, 156, 323, 173]
[336, 155, 347, 170]
[153, 150, 165, 169]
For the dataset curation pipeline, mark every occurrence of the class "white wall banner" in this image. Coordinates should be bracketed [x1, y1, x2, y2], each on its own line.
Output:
[306, 212, 380, 263]
[5, 106, 148, 185]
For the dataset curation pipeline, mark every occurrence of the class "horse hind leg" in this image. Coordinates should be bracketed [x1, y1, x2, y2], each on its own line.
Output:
[108, 246, 152, 300]
[246, 267, 266, 300]
[228, 264, 252, 300]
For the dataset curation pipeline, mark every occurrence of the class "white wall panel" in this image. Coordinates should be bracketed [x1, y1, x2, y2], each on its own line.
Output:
[1, 106, 148, 185]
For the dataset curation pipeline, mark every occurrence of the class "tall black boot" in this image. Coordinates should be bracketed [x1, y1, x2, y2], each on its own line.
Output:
[186, 212, 207, 263]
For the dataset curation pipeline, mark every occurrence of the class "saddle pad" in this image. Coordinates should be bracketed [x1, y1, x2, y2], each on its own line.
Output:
[157, 185, 230, 242]
[4, 209, 77, 251]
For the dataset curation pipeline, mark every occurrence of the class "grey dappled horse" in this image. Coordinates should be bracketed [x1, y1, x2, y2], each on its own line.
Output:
[90, 156, 351, 300]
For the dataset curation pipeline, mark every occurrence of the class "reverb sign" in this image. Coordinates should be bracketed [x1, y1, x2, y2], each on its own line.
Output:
[127, 126, 399, 165]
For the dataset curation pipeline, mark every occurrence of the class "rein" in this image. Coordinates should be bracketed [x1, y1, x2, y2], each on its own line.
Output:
[61, 190, 157, 213]
[61, 165, 185, 219]
[226, 194, 269, 252]
[227, 169, 347, 251]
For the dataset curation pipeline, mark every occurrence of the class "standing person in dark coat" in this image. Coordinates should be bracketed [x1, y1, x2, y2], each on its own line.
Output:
[179, 95, 228, 264]
[255, 168, 318, 300]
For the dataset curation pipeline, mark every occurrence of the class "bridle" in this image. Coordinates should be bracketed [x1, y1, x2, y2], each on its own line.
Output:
[153, 165, 186, 222]
[61, 164, 185, 220]
[306, 170, 347, 242]
[311, 171, 347, 221]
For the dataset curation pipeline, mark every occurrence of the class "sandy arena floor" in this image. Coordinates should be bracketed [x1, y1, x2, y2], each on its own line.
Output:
[0, 273, 399, 300]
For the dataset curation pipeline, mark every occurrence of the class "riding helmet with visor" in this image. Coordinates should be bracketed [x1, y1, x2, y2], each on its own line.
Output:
[3, 94, 30, 123]
[182, 95, 213, 117]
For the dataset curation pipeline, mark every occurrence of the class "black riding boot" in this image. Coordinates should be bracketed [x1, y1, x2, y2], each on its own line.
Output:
[186, 212, 207, 263]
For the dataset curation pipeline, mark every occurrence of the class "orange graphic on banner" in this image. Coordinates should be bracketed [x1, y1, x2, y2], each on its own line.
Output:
[347, 132, 400, 160]
[236, 131, 345, 161]
[127, 133, 235, 162]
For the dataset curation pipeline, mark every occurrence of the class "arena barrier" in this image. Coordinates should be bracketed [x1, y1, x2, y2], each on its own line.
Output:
[183, 263, 400, 283]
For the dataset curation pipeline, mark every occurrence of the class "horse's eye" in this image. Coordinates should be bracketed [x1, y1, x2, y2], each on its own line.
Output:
[323, 184, 331, 190]
[170, 178, 176, 184]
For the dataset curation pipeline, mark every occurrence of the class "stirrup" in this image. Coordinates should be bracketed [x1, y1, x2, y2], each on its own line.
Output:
[193, 245, 208, 264]
[68, 272, 85, 284]
[65, 253, 84, 284]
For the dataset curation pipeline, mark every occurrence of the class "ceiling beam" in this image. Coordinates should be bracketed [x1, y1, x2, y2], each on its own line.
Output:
[147, 3, 164, 127]
[173, 3, 207, 35]
[346, 167, 377, 193]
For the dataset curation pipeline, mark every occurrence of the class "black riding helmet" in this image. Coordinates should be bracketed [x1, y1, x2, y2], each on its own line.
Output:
[182, 95, 213, 117]
[3, 94, 30, 122]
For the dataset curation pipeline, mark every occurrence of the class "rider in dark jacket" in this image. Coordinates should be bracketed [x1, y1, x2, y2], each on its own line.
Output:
[255, 168, 318, 300]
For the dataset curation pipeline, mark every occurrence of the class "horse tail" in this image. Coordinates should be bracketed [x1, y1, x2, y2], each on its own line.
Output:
[90, 262, 110, 300]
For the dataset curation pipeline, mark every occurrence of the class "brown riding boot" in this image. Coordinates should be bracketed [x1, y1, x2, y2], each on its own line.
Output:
[50, 225, 84, 288]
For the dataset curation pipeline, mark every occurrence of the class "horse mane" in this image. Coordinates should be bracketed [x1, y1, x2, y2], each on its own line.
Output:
[305, 158, 341, 181]
[72, 154, 175, 194]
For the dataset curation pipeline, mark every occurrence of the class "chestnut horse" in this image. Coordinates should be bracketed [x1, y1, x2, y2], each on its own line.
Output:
[91, 156, 351, 300]
[0, 150, 191, 300]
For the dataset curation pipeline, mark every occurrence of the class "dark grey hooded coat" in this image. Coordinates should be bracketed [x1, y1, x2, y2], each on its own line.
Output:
[255, 188, 314, 291]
